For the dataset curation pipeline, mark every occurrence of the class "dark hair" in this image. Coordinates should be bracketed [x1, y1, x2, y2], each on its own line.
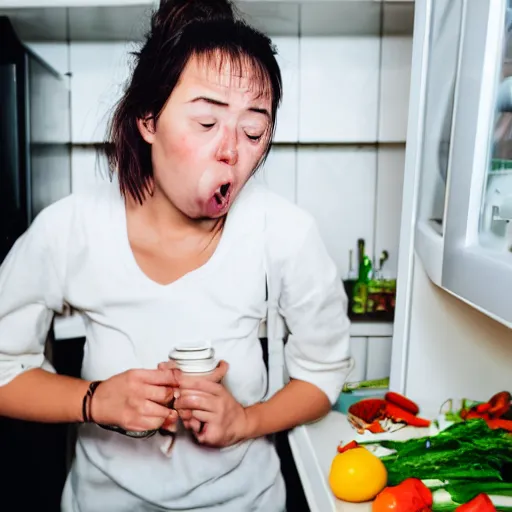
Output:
[106, 0, 283, 205]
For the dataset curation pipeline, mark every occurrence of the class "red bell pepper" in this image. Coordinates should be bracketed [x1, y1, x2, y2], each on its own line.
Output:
[455, 494, 496, 511]
[372, 478, 432, 512]
[385, 391, 420, 416]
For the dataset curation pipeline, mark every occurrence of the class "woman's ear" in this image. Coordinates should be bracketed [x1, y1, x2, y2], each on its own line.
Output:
[137, 116, 156, 144]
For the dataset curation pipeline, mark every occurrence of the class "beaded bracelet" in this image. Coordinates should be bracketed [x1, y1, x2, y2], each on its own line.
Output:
[82, 380, 102, 423]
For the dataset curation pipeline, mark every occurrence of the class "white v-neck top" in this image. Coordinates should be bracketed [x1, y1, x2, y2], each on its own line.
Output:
[0, 179, 351, 511]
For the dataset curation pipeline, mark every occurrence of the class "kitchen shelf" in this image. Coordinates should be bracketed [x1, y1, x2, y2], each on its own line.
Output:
[349, 321, 393, 337]
[489, 169, 512, 176]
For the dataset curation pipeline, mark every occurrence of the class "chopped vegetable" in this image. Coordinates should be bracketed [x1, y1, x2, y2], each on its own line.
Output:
[342, 377, 390, 392]
[372, 478, 432, 512]
[384, 402, 430, 427]
[385, 392, 420, 416]
[337, 440, 359, 453]
[455, 494, 496, 511]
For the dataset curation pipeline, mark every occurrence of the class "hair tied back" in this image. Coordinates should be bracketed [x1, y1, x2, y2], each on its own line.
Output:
[152, 0, 239, 36]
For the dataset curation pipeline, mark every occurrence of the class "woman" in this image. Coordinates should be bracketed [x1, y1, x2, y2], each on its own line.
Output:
[0, 0, 351, 510]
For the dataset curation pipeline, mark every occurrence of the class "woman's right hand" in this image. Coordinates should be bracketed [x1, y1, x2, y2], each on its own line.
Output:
[89, 368, 179, 432]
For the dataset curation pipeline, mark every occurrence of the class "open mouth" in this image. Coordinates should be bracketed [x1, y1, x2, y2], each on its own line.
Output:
[213, 182, 231, 206]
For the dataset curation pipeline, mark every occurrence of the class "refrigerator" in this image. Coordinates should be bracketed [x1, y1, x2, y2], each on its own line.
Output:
[391, 0, 512, 415]
[0, 16, 71, 264]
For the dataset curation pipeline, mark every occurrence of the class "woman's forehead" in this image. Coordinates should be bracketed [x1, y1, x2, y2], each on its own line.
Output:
[182, 52, 273, 103]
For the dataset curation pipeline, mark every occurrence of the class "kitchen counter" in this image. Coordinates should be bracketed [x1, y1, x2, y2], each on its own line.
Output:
[288, 411, 431, 512]
[288, 411, 372, 512]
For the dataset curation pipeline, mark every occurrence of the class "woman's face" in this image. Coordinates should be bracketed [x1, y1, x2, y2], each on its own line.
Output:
[138, 53, 273, 219]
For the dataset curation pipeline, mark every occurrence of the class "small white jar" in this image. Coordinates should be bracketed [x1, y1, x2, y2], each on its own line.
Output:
[168, 344, 218, 376]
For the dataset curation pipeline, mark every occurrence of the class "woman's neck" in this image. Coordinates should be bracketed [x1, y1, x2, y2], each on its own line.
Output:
[126, 186, 223, 241]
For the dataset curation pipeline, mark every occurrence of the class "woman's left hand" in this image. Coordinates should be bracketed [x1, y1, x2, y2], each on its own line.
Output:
[174, 377, 250, 447]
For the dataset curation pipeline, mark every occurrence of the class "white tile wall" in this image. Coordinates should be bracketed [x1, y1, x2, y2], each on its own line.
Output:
[375, 147, 406, 277]
[71, 147, 110, 193]
[252, 146, 297, 203]
[366, 336, 393, 380]
[70, 42, 135, 143]
[378, 37, 413, 142]
[349, 337, 368, 382]
[68, 40, 298, 144]
[296, 146, 377, 279]
[299, 37, 380, 143]
[26, 42, 69, 76]
[272, 37, 300, 143]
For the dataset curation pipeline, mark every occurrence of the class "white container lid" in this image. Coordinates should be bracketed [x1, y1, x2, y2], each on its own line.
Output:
[169, 344, 217, 373]
[169, 345, 214, 361]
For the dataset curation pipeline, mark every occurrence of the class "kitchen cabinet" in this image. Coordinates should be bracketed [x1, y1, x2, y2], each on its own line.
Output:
[440, 0, 512, 327]
[408, 0, 512, 329]
[412, 0, 463, 289]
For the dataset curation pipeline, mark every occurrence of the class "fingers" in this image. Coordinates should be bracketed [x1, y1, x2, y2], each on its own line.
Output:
[157, 360, 179, 371]
[142, 383, 175, 406]
[139, 399, 176, 419]
[182, 418, 203, 433]
[178, 378, 223, 394]
[160, 411, 179, 432]
[178, 408, 193, 421]
[132, 368, 180, 387]
[123, 408, 177, 432]
[211, 360, 229, 381]
[174, 392, 217, 412]
[190, 409, 215, 424]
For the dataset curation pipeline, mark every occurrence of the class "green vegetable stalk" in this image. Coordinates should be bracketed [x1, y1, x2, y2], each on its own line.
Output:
[360, 420, 512, 509]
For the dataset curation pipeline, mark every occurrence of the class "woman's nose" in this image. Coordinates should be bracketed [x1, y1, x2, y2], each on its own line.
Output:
[215, 131, 238, 166]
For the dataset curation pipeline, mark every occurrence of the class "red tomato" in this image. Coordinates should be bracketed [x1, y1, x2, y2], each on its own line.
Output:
[456, 494, 496, 512]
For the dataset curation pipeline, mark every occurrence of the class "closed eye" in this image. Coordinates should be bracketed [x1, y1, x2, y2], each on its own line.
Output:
[200, 122, 215, 129]
[246, 133, 263, 142]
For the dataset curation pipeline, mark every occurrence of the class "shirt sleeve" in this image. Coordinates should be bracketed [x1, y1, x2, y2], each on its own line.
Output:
[0, 208, 65, 386]
[279, 220, 352, 405]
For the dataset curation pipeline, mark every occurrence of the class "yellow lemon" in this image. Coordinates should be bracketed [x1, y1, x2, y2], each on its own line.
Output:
[328, 447, 387, 502]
